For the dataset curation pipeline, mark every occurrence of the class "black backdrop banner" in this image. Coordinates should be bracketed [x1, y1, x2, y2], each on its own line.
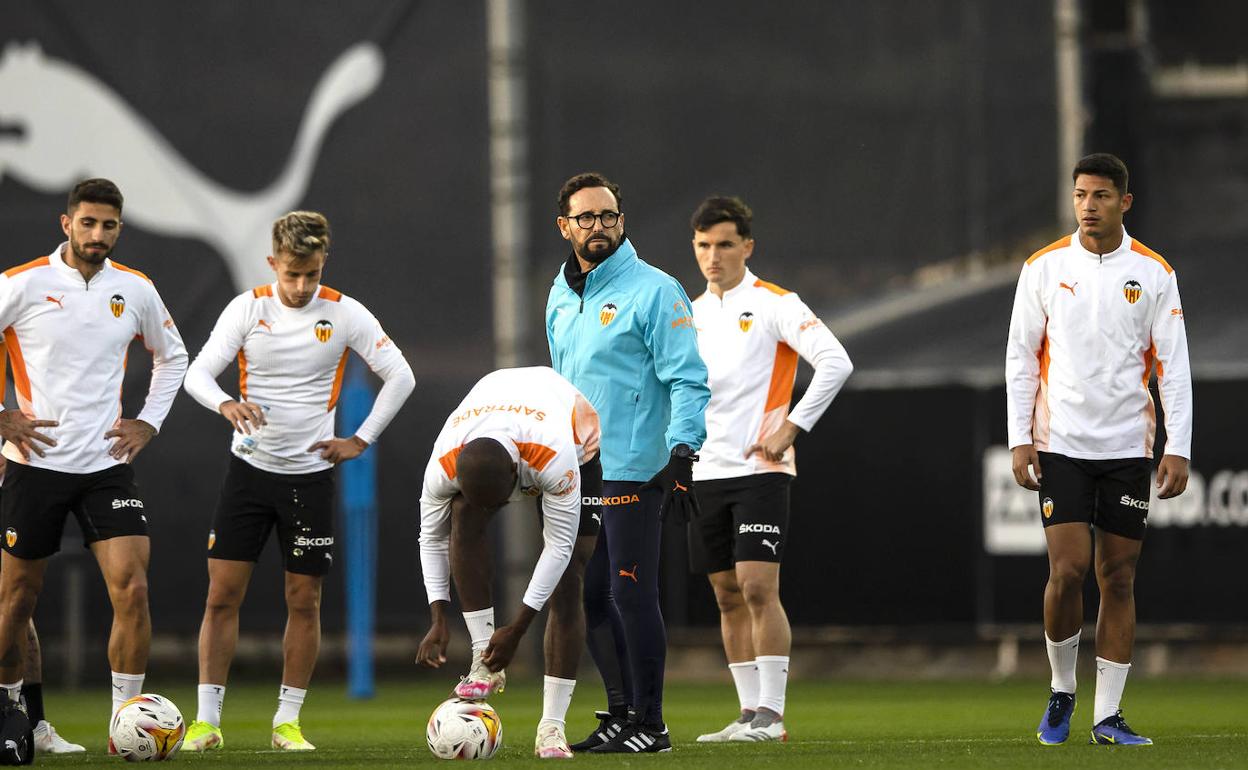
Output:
[2, 0, 1069, 640]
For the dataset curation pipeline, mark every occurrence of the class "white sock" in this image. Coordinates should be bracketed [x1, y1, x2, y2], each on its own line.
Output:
[273, 685, 306, 727]
[463, 608, 495, 653]
[1045, 631, 1080, 693]
[197, 683, 226, 727]
[729, 661, 760, 714]
[755, 655, 789, 717]
[111, 672, 144, 715]
[0, 680, 22, 704]
[1094, 657, 1131, 724]
[540, 676, 576, 727]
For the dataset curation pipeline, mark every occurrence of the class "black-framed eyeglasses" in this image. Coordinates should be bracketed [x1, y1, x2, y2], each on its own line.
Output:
[566, 211, 621, 229]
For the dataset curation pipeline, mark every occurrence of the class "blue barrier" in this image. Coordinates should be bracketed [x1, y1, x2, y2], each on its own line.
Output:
[338, 358, 378, 699]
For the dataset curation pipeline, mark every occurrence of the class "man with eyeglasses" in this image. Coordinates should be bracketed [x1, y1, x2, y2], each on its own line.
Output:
[544, 172, 709, 753]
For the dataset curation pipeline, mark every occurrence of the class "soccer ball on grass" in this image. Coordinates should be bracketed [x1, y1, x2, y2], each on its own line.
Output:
[426, 697, 502, 759]
[109, 694, 186, 762]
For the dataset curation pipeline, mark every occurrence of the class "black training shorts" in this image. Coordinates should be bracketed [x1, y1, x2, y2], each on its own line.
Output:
[1, 462, 148, 559]
[688, 472, 791, 574]
[1037, 451, 1152, 540]
[207, 456, 336, 576]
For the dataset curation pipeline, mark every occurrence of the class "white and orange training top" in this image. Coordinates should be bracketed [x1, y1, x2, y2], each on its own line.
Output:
[419, 366, 600, 612]
[692, 269, 853, 481]
[0, 244, 188, 474]
[183, 283, 415, 474]
[1006, 228, 1192, 460]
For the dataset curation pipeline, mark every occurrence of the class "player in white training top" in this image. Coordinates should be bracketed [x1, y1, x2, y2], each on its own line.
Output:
[181, 212, 415, 752]
[1007, 154, 1191, 747]
[687, 197, 852, 744]
[415, 366, 602, 759]
[0, 179, 188, 759]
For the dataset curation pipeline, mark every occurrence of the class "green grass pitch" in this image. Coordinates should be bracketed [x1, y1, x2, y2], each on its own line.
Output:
[33, 678, 1248, 767]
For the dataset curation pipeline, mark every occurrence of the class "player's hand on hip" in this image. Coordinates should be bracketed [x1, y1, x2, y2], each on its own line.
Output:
[219, 400, 266, 434]
[0, 410, 58, 460]
[1156, 454, 1190, 499]
[308, 435, 369, 464]
[104, 419, 157, 463]
[416, 620, 450, 668]
[482, 624, 525, 673]
[745, 420, 800, 463]
[1011, 444, 1042, 491]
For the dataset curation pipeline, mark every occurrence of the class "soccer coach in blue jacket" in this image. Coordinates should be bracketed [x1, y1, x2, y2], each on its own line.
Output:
[546, 172, 710, 753]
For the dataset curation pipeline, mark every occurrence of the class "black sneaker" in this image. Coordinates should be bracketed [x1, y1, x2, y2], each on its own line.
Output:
[587, 722, 672, 753]
[569, 711, 628, 752]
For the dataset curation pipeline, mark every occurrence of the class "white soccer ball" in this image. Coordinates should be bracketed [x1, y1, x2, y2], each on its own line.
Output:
[426, 697, 502, 759]
[109, 693, 186, 762]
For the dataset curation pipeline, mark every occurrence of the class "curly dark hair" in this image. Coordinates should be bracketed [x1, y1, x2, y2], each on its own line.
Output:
[556, 172, 622, 216]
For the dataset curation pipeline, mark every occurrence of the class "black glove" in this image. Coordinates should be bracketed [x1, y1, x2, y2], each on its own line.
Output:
[641, 444, 701, 523]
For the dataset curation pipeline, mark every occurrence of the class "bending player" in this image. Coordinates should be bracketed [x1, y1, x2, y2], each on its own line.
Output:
[416, 366, 602, 759]
[687, 197, 853, 742]
[182, 211, 415, 752]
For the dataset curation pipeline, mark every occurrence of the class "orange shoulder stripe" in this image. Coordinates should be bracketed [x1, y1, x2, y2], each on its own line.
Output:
[1026, 235, 1072, 265]
[252, 284, 274, 298]
[3, 256, 50, 278]
[753, 278, 791, 296]
[439, 446, 464, 480]
[110, 261, 152, 283]
[1130, 240, 1174, 274]
[318, 285, 342, 302]
[516, 442, 558, 472]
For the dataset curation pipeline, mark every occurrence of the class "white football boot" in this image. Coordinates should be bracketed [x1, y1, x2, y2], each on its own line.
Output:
[696, 715, 753, 742]
[33, 721, 86, 754]
[534, 721, 574, 759]
[453, 649, 506, 700]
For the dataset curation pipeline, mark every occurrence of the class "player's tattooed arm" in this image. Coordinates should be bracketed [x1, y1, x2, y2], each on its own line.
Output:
[416, 600, 451, 668]
[0, 409, 58, 459]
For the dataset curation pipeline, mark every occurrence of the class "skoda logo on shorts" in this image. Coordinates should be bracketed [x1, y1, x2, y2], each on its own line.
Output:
[109, 294, 126, 318]
[599, 303, 618, 326]
[314, 319, 334, 342]
[1042, 497, 1054, 519]
[4, 528, 16, 548]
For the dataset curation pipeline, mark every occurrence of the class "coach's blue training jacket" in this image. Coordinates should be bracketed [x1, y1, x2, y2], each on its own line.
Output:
[546, 239, 709, 482]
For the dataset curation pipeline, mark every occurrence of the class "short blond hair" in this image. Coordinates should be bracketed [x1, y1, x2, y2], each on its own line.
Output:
[272, 211, 331, 259]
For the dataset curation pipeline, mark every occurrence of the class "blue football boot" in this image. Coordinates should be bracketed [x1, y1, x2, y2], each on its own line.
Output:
[1090, 711, 1152, 745]
[1036, 691, 1076, 745]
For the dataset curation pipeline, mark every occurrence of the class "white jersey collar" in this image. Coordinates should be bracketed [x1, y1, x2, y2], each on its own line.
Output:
[49, 242, 120, 285]
[706, 268, 758, 303]
[1070, 227, 1132, 261]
